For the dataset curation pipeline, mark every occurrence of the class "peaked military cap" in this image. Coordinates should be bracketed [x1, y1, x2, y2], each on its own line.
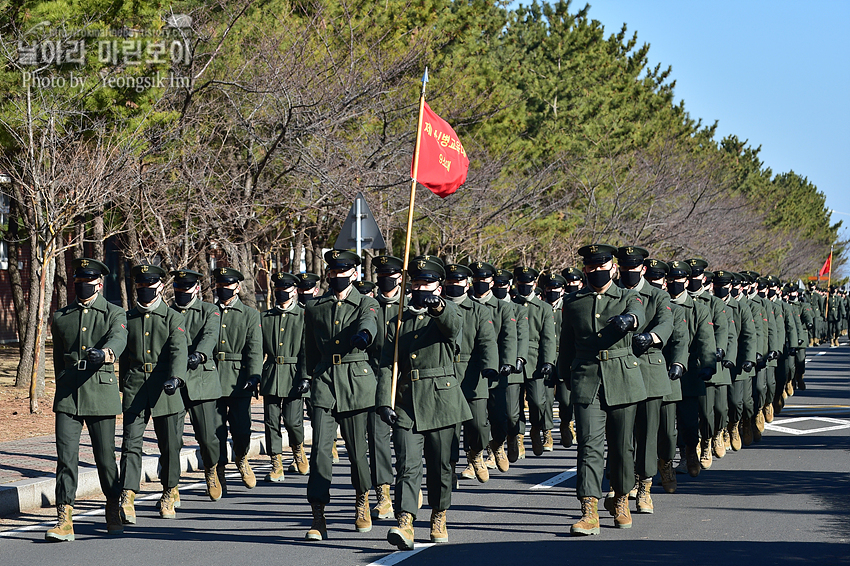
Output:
[412, 254, 445, 268]
[214, 266, 244, 284]
[768, 275, 782, 286]
[373, 255, 404, 274]
[578, 244, 617, 265]
[468, 261, 497, 279]
[703, 271, 714, 284]
[684, 258, 709, 276]
[616, 246, 650, 268]
[561, 267, 584, 282]
[170, 268, 203, 288]
[271, 272, 299, 288]
[72, 257, 109, 278]
[738, 272, 753, 284]
[730, 272, 744, 284]
[445, 264, 473, 281]
[713, 270, 734, 285]
[540, 272, 567, 288]
[756, 276, 771, 288]
[408, 257, 445, 282]
[740, 270, 760, 280]
[513, 266, 540, 283]
[296, 272, 320, 289]
[643, 259, 669, 280]
[324, 249, 361, 269]
[353, 280, 376, 294]
[667, 260, 692, 278]
[132, 264, 167, 283]
[493, 269, 513, 284]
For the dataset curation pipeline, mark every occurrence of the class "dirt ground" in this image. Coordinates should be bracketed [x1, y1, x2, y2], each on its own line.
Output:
[0, 345, 59, 443]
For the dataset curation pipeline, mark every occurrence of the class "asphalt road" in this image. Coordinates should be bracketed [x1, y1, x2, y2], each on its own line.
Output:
[2, 342, 848, 566]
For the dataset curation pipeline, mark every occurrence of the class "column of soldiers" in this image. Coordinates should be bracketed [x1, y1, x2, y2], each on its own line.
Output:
[47, 247, 833, 543]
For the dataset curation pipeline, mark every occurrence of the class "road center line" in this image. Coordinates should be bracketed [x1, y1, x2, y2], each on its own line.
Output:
[530, 468, 578, 490]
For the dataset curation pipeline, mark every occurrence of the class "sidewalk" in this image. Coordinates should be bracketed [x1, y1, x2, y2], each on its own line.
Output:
[0, 402, 311, 517]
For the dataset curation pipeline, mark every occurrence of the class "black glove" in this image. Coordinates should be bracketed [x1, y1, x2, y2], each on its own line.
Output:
[295, 378, 310, 395]
[377, 406, 398, 426]
[499, 364, 513, 376]
[716, 348, 725, 361]
[422, 294, 442, 309]
[608, 314, 636, 334]
[482, 368, 500, 381]
[806, 322, 813, 330]
[768, 350, 779, 361]
[163, 377, 185, 396]
[86, 348, 106, 367]
[350, 330, 371, 350]
[789, 348, 797, 356]
[539, 363, 554, 377]
[698, 367, 714, 382]
[243, 376, 260, 398]
[798, 339, 803, 346]
[513, 358, 526, 374]
[187, 352, 204, 371]
[756, 353, 766, 370]
[632, 332, 654, 355]
[668, 364, 683, 381]
[721, 359, 736, 370]
[741, 360, 755, 373]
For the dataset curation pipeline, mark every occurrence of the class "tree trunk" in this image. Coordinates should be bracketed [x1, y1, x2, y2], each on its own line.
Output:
[237, 242, 257, 309]
[195, 252, 214, 303]
[15, 232, 41, 389]
[29, 248, 55, 412]
[73, 215, 84, 257]
[55, 240, 68, 309]
[7, 199, 28, 356]
[92, 211, 104, 260]
[118, 250, 129, 310]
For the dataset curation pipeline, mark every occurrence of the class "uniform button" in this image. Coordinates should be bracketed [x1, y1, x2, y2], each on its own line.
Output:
[279, 342, 283, 346]
[282, 314, 286, 318]
[338, 302, 342, 306]
[81, 327, 87, 332]
[81, 345, 86, 350]
[280, 328, 284, 331]
[597, 333, 602, 337]
[145, 332, 149, 336]
[222, 324, 226, 328]
[223, 310, 228, 314]
[83, 309, 88, 313]
[181, 309, 186, 314]
[418, 315, 424, 320]
[145, 314, 150, 318]
[411, 354, 417, 359]
[364, 369, 368, 373]
[335, 340, 340, 344]
[633, 362, 638, 366]
[221, 340, 225, 343]
[147, 350, 151, 353]
[414, 334, 418, 339]
[446, 382, 451, 387]
[335, 320, 340, 325]
[595, 313, 600, 318]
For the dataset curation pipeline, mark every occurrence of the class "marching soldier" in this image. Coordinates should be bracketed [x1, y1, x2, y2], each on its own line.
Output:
[260, 272, 310, 483]
[791, 286, 814, 390]
[512, 266, 557, 456]
[615, 247, 673, 515]
[542, 272, 574, 448]
[376, 257, 471, 549]
[734, 272, 765, 446]
[47, 258, 127, 541]
[119, 265, 188, 522]
[213, 267, 263, 492]
[304, 250, 379, 540]
[354, 280, 377, 298]
[749, 275, 780, 433]
[169, 269, 223, 502]
[296, 272, 322, 307]
[827, 286, 844, 346]
[561, 244, 646, 535]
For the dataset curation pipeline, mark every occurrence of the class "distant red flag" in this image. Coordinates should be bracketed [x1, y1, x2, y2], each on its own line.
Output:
[412, 101, 469, 198]
[818, 253, 832, 277]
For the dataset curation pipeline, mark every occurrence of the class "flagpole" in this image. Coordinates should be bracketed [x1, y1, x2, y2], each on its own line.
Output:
[390, 68, 428, 410]
[826, 245, 834, 316]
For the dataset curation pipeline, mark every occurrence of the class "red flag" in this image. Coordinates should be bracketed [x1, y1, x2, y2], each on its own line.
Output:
[818, 253, 832, 277]
[412, 101, 469, 198]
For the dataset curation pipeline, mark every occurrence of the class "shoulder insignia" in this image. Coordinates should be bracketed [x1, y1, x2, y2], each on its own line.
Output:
[178, 327, 184, 332]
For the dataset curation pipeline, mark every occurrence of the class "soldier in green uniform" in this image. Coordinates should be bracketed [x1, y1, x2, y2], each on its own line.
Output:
[468, 262, 518, 472]
[827, 286, 844, 346]
[768, 276, 796, 416]
[684, 259, 730, 470]
[354, 280, 377, 297]
[47, 258, 127, 541]
[368, 255, 405, 519]
[749, 275, 781, 430]
[443, 264, 498, 483]
[615, 247, 674, 514]
[304, 250, 379, 540]
[119, 265, 188, 522]
[169, 269, 223, 503]
[544, 271, 574, 448]
[561, 244, 646, 536]
[512, 266, 557, 456]
[296, 272, 322, 307]
[791, 286, 814, 390]
[260, 272, 310, 483]
[732, 272, 764, 446]
[376, 258, 471, 549]
[213, 267, 263, 492]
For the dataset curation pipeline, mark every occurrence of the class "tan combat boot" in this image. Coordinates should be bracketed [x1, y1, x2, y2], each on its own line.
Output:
[236, 456, 256, 489]
[331, 440, 340, 464]
[786, 380, 794, 397]
[119, 489, 136, 524]
[159, 488, 176, 519]
[629, 474, 639, 499]
[387, 511, 415, 550]
[517, 434, 527, 459]
[205, 464, 222, 501]
[542, 429, 554, 452]
[469, 450, 489, 483]
[728, 422, 742, 451]
[418, 489, 423, 510]
[636, 478, 654, 514]
[686, 446, 700, 477]
[460, 462, 475, 480]
[755, 409, 766, 432]
[288, 442, 310, 475]
[712, 431, 726, 459]
[305, 503, 327, 541]
[430, 509, 448, 543]
[530, 425, 544, 456]
[355, 492, 372, 532]
[484, 450, 496, 469]
[752, 417, 763, 442]
[488, 440, 510, 472]
[45, 504, 74, 542]
[216, 463, 228, 496]
[611, 494, 632, 529]
[764, 402, 774, 423]
[266, 454, 285, 483]
[724, 429, 732, 452]
[372, 484, 394, 519]
[741, 418, 753, 447]
[570, 497, 600, 536]
[658, 459, 677, 494]
[105, 498, 123, 535]
[699, 438, 713, 470]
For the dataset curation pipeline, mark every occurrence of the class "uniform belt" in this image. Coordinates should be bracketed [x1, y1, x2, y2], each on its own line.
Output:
[275, 356, 298, 364]
[128, 363, 156, 373]
[575, 347, 630, 361]
[323, 352, 369, 365]
[408, 367, 450, 381]
[216, 352, 242, 362]
[454, 354, 472, 363]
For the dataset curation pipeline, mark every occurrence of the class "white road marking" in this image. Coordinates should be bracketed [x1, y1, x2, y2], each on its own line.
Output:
[367, 544, 435, 566]
[530, 468, 578, 490]
[817, 351, 827, 355]
[765, 417, 850, 436]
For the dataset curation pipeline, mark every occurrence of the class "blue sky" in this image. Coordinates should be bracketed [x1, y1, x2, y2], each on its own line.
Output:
[514, 0, 850, 250]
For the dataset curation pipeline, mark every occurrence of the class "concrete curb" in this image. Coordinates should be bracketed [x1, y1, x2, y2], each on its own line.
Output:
[0, 422, 314, 517]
